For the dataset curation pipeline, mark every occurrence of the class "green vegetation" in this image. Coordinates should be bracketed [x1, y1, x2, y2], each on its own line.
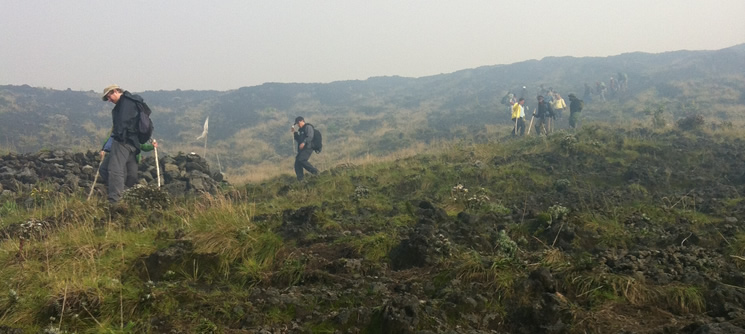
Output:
[2, 121, 745, 332]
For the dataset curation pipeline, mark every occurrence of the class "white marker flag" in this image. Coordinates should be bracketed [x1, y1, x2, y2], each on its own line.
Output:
[196, 117, 209, 140]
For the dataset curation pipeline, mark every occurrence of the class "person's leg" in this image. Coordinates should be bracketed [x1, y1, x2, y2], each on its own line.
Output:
[125, 157, 138, 188]
[511, 119, 517, 136]
[301, 151, 318, 175]
[108, 141, 135, 202]
[295, 149, 315, 180]
[99, 154, 110, 185]
[569, 112, 577, 129]
[294, 158, 304, 181]
[295, 150, 309, 181]
[518, 118, 526, 136]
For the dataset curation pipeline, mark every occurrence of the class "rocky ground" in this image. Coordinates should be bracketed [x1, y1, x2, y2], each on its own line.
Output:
[1, 126, 745, 333]
[0, 150, 226, 203]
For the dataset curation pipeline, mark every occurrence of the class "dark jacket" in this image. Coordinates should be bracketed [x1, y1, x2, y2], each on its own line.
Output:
[112, 91, 143, 151]
[569, 97, 583, 113]
[293, 123, 315, 150]
[535, 101, 554, 118]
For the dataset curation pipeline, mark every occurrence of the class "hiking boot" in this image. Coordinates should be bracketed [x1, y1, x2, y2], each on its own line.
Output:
[108, 201, 129, 216]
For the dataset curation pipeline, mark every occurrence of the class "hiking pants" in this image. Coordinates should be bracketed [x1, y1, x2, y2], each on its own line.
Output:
[107, 140, 138, 202]
[511, 118, 525, 136]
[569, 112, 581, 129]
[99, 153, 138, 188]
[294, 147, 318, 181]
[535, 117, 548, 135]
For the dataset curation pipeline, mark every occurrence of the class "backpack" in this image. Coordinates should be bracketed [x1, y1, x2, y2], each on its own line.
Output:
[306, 123, 323, 153]
[135, 101, 154, 144]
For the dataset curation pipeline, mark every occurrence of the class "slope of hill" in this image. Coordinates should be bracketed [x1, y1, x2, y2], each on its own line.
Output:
[1, 124, 745, 332]
[1, 44, 744, 182]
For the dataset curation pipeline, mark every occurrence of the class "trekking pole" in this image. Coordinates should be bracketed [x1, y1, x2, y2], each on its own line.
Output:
[87, 154, 105, 201]
[291, 124, 297, 154]
[527, 115, 535, 135]
[153, 139, 161, 188]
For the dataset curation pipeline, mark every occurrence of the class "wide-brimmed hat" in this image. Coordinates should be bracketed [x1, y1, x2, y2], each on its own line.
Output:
[102, 84, 120, 101]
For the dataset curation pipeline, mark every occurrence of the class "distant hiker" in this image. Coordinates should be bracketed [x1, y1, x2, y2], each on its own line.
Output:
[598, 81, 607, 101]
[501, 92, 517, 117]
[552, 93, 567, 120]
[511, 98, 526, 136]
[99, 133, 157, 188]
[291, 116, 319, 181]
[520, 86, 528, 100]
[101, 84, 148, 203]
[618, 72, 628, 91]
[500, 92, 513, 106]
[568, 93, 584, 129]
[533, 95, 554, 135]
[583, 83, 592, 102]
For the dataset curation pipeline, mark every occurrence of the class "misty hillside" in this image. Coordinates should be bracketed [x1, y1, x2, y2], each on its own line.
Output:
[1, 44, 744, 180]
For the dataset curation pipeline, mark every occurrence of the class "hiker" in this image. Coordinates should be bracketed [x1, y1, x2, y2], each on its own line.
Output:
[567, 93, 584, 129]
[291, 116, 319, 181]
[101, 84, 146, 203]
[533, 95, 554, 135]
[502, 92, 517, 117]
[618, 72, 628, 91]
[583, 83, 592, 102]
[99, 134, 157, 188]
[552, 93, 567, 120]
[511, 98, 526, 136]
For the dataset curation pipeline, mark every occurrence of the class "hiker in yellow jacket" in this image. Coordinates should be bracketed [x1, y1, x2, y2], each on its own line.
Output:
[511, 98, 526, 136]
[552, 93, 567, 120]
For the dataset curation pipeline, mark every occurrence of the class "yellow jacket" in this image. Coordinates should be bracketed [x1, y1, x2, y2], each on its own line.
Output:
[511, 102, 524, 119]
[552, 98, 566, 110]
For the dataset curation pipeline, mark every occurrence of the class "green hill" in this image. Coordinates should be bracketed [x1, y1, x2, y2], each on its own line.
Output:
[1, 44, 744, 182]
[2, 123, 745, 332]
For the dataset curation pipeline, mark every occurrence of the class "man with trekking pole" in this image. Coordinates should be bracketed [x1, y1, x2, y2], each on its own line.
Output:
[290, 116, 319, 181]
[100, 85, 148, 204]
[533, 95, 554, 136]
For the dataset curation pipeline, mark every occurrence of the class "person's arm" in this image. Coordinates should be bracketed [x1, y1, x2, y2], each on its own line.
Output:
[304, 125, 314, 146]
[102, 135, 113, 152]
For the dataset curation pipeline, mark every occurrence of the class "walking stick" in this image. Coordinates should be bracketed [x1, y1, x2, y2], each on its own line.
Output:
[153, 139, 161, 188]
[292, 124, 297, 154]
[88, 154, 105, 201]
[527, 115, 535, 135]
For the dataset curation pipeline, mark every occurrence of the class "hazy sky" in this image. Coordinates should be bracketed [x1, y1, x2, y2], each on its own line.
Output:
[2, 0, 744, 92]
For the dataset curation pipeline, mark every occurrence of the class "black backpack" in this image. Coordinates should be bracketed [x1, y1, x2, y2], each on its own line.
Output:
[307, 123, 322, 153]
[135, 101, 154, 144]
